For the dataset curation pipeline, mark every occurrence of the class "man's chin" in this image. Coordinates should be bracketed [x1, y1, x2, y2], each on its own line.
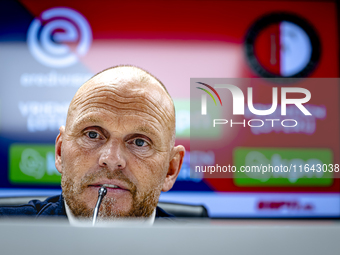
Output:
[98, 197, 135, 218]
[65, 194, 135, 219]
[64, 192, 158, 219]
[62, 176, 160, 219]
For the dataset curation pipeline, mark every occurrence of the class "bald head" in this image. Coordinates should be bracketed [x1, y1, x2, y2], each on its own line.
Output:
[91, 65, 172, 98]
[66, 65, 176, 147]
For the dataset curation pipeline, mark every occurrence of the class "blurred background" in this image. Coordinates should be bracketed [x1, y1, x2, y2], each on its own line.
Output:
[0, 0, 339, 218]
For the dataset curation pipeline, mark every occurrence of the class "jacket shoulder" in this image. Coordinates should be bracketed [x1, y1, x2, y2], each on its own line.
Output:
[155, 206, 175, 218]
[0, 194, 66, 217]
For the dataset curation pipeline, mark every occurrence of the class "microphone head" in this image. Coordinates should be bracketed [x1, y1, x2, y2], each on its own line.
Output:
[98, 186, 107, 197]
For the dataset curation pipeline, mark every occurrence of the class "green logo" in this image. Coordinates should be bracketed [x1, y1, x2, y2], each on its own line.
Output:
[9, 144, 61, 185]
[234, 147, 333, 186]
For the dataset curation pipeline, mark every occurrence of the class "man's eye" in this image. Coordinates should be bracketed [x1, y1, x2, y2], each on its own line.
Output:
[135, 138, 146, 147]
[88, 131, 99, 139]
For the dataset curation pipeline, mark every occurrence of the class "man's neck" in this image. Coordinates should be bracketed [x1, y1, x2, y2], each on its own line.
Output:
[64, 201, 156, 226]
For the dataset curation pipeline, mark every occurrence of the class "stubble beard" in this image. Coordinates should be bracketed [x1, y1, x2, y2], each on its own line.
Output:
[61, 168, 161, 220]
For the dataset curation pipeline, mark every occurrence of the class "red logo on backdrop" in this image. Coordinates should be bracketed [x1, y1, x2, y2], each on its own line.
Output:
[245, 13, 320, 78]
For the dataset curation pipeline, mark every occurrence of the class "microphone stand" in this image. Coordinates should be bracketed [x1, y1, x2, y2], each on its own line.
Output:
[92, 186, 107, 226]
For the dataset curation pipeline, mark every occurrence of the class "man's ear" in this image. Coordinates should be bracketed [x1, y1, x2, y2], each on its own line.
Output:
[55, 126, 65, 174]
[162, 145, 185, 192]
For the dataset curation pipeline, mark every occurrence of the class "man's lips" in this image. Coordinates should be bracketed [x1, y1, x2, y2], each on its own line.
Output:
[88, 181, 130, 193]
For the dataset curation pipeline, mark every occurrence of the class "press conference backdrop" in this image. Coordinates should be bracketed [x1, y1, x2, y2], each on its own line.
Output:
[0, 0, 339, 218]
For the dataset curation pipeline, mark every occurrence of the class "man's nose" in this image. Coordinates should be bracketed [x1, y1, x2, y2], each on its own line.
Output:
[98, 140, 126, 169]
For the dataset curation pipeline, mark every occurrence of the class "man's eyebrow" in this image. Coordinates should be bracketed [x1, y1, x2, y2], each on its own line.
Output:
[74, 116, 103, 127]
[135, 126, 158, 137]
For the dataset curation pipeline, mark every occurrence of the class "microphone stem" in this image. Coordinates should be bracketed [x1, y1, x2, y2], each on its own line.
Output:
[92, 186, 107, 226]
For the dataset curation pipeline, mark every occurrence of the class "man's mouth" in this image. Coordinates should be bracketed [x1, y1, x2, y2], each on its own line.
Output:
[89, 183, 130, 194]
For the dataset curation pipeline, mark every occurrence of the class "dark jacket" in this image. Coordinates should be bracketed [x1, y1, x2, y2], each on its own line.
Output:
[0, 194, 174, 220]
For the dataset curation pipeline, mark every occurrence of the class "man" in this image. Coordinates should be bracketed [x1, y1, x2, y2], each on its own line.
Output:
[0, 65, 185, 223]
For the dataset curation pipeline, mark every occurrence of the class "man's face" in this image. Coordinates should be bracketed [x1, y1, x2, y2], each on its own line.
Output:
[55, 69, 182, 219]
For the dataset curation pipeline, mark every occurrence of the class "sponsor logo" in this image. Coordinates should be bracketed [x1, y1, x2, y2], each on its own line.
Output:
[18, 101, 69, 132]
[9, 144, 61, 184]
[233, 147, 333, 185]
[27, 7, 92, 68]
[257, 200, 313, 211]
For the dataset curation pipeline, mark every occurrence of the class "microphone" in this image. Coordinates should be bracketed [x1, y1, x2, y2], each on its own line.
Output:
[92, 186, 107, 226]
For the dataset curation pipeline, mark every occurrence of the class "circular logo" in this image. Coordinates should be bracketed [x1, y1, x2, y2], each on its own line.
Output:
[245, 13, 320, 78]
[27, 7, 92, 68]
